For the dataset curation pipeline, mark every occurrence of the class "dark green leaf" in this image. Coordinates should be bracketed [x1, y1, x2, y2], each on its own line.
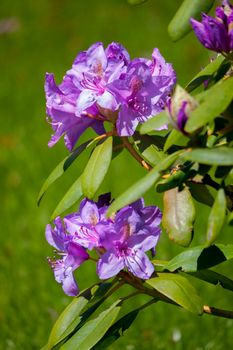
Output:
[182, 147, 233, 166]
[162, 187, 195, 247]
[139, 111, 168, 134]
[107, 150, 184, 216]
[51, 176, 83, 220]
[164, 244, 233, 272]
[156, 170, 188, 193]
[164, 129, 189, 152]
[61, 300, 121, 350]
[185, 77, 233, 133]
[186, 55, 225, 92]
[82, 137, 112, 198]
[189, 269, 233, 292]
[168, 0, 215, 41]
[228, 211, 233, 226]
[147, 273, 203, 314]
[37, 140, 92, 205]
[188, 182, 214, 207]
[127, 0, 147, 4]
[206, 189, 226, 246]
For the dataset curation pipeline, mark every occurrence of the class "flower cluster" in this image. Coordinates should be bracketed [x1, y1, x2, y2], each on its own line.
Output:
[46, 194, 162, 296]
[190, 0, 233, 54]
[45, 42, 176, 150]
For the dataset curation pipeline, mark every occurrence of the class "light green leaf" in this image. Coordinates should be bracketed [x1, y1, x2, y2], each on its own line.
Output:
[182, 147, 233, 166]
[107, 150, 184, 216]
[37, 140, 92, 205]
[82, 137, 112, 199]
[127, 0, 147, 4]
[61, 300, 121, 350]
[185, 77, 233, 133]
[139, 112, 168, 134]
[162, 186, 195, 247]
[164, 244, 233, 272]
[141, 144, 165, 166]
[186, 55, 225, 92]
[147, 273, 203, 314]
[51, 176, 82, 220]
[206, 189, 226, 246]
[168, 0, 214, 41]
[164, 129, 189, 152]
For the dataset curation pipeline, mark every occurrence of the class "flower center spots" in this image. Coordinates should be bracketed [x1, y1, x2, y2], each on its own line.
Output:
[127, 96, 150, 117]
[115, 242, 132, 257]
[80, 73, 105, 95]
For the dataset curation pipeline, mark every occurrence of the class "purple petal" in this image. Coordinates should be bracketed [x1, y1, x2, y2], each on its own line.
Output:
[79, 199, 100, 225]
[127, 230, 161, 252]
[62, 270, 79, 296]
[66, 242, 89, 268]
[177, 101, 188, 132]
[97, 90, 118, 111]
[76, 90, 97, 116]
[116, 103, 139, 136]
[125, 250, 154, 279]
[97, 251, 124, 279]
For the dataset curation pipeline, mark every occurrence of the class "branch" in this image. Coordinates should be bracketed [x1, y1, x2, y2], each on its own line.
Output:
[122, 137, 152, 171]
[203, 305, 233, 319]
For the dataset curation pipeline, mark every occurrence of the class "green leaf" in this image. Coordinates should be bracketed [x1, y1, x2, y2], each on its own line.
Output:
[188, 182, 214, 207]
[37, 140, 92, 205]
[92, 308, 139, 350]
[51, 176, 83, 220]
[47, 289, 93, 349]
[182, 147, 233, 166]
[206, 189, 226, 246]
[156, 170, 188, 193]
[228, 211, 233, 226]
[162, 186, 195, 247]
[127, 0, 147, 4]
[141, 144, 165, 167]
[139, 111, 168, 134]
[185, 77, 233, 133]
[168, 0, 215, 41]
[164, 129, 189, 152]
[189, 269, 233, 292]
[82, 137, 113, 199]
[147, 273, 203, 314]
[186, 55, 225, 92]
[163, 244, 233, 272]
[61, 300, 121, 350]
[107, 150, 184, 216]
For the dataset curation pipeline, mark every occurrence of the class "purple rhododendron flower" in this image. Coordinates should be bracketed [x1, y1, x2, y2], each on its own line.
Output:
[97, 199, 161, 280]
[46, 195, 162, 295]
[46, 217, 89, 296]
[45, 42, 175, 150]
[190, 0, 233, 54]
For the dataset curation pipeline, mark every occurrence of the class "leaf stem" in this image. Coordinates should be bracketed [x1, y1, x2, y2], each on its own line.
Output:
[203, 305, 233, 319]
[122, 137, 152, 171]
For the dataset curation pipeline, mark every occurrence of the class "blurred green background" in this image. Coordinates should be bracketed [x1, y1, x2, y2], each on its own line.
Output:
[1, 0, 232, 349]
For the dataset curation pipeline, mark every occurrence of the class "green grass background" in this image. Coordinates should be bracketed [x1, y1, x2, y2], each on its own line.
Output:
[0, 0, 232, 349]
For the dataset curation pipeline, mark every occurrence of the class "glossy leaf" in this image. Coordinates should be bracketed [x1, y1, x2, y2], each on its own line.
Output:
[164, 244, 233, 272]
[107, 150, 184, 215]
[185, 77, 233, 133]
[37, 140, 92, 205]
[186, 55, 225, 92]
[162, 186, 195, 247]
[182, 147, 233, 166]
[61, 300, 121, 350]
[206, 189, 226, 246]
[51, 176, 83, 220]
[47, 288, 94, 349]
[164, 129, 189, 152]
[82, 137, 112, 198]
[147, 273, 203, 314]
[139, 111, 168, 134]
[168, 0, 214, 41]
[189, 269, 233, 292]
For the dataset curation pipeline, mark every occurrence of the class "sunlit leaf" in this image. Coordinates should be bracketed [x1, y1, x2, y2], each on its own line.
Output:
[182, 147, 233, 166]
[139, 111, 168, 134]
[37, 140, 92, 205]
[61, 300, 121, 350]
[168, 0, 215, 41]
[82, 137, 112, 198]
[164, 244, 233, 272]
[164, 129, 189, 152]
[162, 186, 195, 247]
[206, 189, 226, 246]
[51, 176, 83, 220]
[147, 273, 203, 314]
[185, 77, 233, 133]
[107, 150, 184, 216]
